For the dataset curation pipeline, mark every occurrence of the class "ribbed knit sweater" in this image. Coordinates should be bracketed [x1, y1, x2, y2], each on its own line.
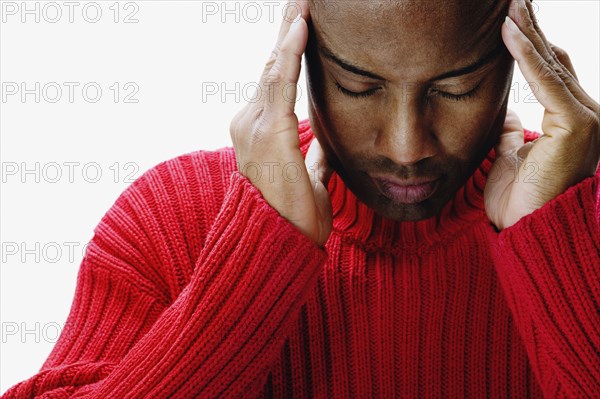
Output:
[2, 119, 599, 399]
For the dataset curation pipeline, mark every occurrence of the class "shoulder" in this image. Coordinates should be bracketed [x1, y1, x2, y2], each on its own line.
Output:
[85, 120, 314, 299]
[105, 144, 240, 239]
[112, 145, 238, 228]
[86, 145, 239, 300]
[97, 120, 315, 244]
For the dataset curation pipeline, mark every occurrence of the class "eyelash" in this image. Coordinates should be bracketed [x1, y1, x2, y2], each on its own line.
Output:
[430, 82, 482, 101]
[334, 82, 381, 98]
[334, 81, 482, 101]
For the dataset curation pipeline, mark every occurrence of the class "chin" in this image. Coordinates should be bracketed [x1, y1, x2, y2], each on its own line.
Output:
[370, 193, 444, 222]
[377, 206, 436, 222]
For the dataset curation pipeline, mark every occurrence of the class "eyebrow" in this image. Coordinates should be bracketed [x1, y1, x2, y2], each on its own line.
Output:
[318, 42, 504, 82]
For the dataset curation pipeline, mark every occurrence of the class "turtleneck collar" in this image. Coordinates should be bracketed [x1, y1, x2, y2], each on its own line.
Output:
[326, 151, 495, 254]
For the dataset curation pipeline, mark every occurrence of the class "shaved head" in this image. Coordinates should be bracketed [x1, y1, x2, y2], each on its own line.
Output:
[308, 0, 509, 60]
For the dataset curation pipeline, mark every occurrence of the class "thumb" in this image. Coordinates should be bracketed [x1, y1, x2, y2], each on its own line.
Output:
[305, 137, 334, 189]
[305, 136, 334, 246]
[495, 109, 525, 157]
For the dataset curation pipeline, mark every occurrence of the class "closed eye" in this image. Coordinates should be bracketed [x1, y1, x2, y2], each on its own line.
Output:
[335, 81, 483, 101]
[430, 81, 483, 101]
[335, 82, 381, 98]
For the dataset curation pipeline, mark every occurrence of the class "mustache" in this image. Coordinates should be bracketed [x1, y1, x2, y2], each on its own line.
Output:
[351, 156, 449, 180]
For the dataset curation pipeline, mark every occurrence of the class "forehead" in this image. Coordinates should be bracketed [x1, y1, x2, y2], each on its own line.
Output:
[310, 0, 507, 80]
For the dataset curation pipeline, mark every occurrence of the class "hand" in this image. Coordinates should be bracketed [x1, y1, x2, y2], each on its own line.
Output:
[485, 0, 599, 230]
[229, 0, 333, 246]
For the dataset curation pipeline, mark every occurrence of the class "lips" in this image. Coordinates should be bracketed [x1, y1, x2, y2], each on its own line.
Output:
[371, 175, 441, 204]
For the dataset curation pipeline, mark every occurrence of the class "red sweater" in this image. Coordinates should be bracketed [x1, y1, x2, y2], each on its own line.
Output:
[2, 119, 599, 398]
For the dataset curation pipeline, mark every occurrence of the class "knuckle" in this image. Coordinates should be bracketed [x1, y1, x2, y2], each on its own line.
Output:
[580, 108, 599, 133]
[261, 47, 280, 80]
[252, 112, 271, 139]
[265, 63, 285, 86]
[250, 128, 264, 146]
[534, 60, 557, 82]
[550, 44, 569, 60]
[265, 48, 279, 69]
[555, 67, 572, 81]
[271, 45, 280, 59]
[521, 40, 538, 60]
[565, 107, 598, 136]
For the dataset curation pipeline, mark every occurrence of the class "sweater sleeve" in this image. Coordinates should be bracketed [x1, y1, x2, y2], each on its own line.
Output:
[491, 171, 600, 398]
[1, 166, 328, 398]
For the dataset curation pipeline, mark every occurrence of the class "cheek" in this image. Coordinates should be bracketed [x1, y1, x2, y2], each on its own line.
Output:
[432, 101, 496, 157]
[433, 76, 512, 159]
[316, 92, 379, 155]
[306, 63, 363, 151]
[321, 109, 372, 163]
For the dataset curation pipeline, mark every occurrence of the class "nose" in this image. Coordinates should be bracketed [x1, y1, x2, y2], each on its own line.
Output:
[374, 94, 437, 166]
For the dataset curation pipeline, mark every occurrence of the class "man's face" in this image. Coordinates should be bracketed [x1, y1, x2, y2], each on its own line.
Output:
[305, 0, 514, 221]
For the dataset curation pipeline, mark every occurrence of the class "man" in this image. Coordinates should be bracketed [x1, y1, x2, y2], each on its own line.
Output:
[3, 0, 598, 398]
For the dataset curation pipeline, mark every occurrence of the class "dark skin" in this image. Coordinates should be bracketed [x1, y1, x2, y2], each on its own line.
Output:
[304, 0, 515, 221]
[231, 0, 598, 245]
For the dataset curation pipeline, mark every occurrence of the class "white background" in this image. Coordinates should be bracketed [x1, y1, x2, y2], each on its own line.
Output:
[1, 0, 598, 393]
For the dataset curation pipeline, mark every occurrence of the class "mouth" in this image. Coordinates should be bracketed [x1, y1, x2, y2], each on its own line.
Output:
[370, 175, 442, 204]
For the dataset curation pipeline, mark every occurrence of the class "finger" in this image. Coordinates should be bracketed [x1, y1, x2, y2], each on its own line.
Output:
[260, 1, 309, 81]
[508, 0, 575, 87]
[549, 43, 578, 81]
[507, 0, 597, 112]
[275, 0, 310, 51]
[502, 15, 577, 116]
[521, 0, 579, 85]
[520, 0, 587, 96]
[255, 1, 309, 107]
[509, 0, 553, 63]
[522, 1, 570, 73]
[263, 17, 308, 119]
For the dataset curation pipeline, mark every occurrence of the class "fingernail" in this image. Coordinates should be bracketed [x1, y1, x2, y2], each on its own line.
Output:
[289, 16, 303, 32]
[505, 16, 518, 32]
